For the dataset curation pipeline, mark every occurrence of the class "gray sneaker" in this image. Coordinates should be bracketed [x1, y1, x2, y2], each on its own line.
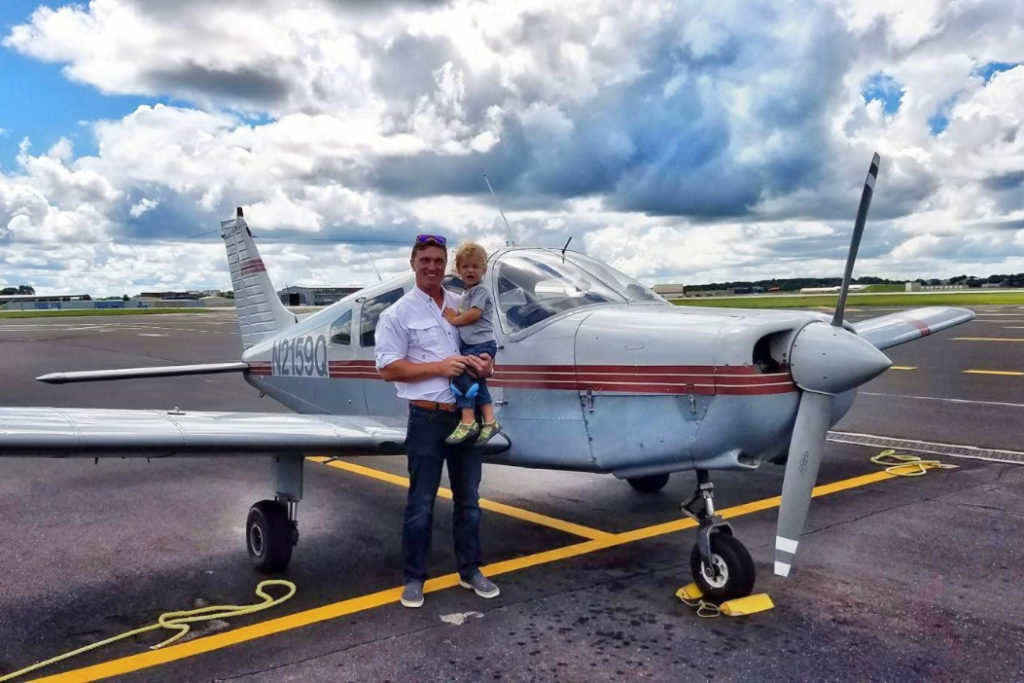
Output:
[459, 571, 500, 599]
[401, 580, 424, 608]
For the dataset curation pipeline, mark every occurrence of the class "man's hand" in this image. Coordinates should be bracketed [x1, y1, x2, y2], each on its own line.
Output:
[438, 355, 468, 378]
[442, 307, 459, 323]
[464, 352, 494, 378]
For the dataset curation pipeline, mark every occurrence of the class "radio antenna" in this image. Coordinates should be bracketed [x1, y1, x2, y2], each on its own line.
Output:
[483, 174, 516, 246]
[368, 254, 383, 282]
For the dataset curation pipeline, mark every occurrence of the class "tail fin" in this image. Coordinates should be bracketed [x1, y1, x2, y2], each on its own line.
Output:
[221, 208, 297, 350]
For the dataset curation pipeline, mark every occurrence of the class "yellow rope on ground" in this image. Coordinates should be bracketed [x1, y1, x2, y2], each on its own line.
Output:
[677, 594, 721, 618]
[870, 449, 958, 477]
[0, 579, 296, 682]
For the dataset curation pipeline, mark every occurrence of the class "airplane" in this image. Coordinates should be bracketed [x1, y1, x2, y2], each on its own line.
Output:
[0, 153, 975, 601]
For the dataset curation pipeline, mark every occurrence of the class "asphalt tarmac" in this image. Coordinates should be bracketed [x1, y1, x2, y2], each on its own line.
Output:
[0, 308, 1021, 681]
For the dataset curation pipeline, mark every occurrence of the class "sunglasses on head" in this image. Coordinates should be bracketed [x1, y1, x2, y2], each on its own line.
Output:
[415, 233, 447, 246]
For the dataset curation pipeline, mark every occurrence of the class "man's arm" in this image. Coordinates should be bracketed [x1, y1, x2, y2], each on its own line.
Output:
[380, 357, 467, 382]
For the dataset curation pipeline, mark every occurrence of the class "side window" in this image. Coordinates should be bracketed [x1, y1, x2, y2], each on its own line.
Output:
[442, 274, 465, 294]
[329, 309, 352, 345]
[359, 288, 404, 347]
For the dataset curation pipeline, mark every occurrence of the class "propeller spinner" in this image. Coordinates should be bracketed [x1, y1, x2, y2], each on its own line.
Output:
[773, 153, 890, 577]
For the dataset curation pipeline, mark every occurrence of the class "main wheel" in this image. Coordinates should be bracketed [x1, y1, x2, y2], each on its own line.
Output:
[689, 533, 756, 602]
[246, 500, 295, 573]
[627, 473, 670, 493]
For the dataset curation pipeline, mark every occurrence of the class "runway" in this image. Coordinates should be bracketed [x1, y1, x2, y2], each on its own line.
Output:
[0, 309, 1022, 681]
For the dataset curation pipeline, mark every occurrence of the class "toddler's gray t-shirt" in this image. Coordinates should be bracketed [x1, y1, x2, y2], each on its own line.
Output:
[458, 284, 495, 346]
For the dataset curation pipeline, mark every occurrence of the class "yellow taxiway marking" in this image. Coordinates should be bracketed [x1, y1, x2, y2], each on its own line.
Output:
[41, 468, 910, 682]
[309, 456, 615, 541]
[952, 337, 1024, 342]
[888, 366, 917, 371]
[963, 369, 1024, 377]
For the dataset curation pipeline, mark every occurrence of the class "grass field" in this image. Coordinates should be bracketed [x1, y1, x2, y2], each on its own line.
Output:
[672, 291, 1024, 308]
[0, 308, 216, 318]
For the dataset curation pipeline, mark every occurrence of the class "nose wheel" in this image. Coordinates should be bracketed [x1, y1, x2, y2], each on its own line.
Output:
[681, 469, 756, 601]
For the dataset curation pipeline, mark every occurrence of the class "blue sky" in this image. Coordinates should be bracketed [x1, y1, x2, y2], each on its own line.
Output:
[0, 0, 1021, 295]
[0, 3, 157, 167]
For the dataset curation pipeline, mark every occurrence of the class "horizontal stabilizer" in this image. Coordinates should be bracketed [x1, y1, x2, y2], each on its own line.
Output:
[37, 362, 250, 384]
[853, 307, 975, 351]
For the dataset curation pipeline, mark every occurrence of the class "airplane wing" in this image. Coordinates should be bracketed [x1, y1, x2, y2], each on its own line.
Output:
[852, 306, 975, 350]
[0, 408, 409, 458]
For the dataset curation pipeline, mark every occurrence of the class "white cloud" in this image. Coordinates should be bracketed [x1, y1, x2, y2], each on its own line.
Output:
[0, 0, 1021, 296]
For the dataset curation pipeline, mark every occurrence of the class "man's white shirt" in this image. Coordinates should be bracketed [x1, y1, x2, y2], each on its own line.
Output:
[375, 286, 462, 403]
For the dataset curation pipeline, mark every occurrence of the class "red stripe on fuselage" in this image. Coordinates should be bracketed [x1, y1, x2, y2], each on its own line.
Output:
[251, 360, 795, 395]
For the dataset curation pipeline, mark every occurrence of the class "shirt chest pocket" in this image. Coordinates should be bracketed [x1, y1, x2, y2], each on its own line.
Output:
[408, 318, 444, 351]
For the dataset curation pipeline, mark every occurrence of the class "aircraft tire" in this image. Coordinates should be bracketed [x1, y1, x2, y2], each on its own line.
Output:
[626, 473, 670, 493]
[246, 500, 294, 573]
[689, 533, 755, 602]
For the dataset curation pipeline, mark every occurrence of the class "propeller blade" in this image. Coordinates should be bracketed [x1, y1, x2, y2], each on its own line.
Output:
[774, 390, 833, 577]
[833, 153, 880, 327]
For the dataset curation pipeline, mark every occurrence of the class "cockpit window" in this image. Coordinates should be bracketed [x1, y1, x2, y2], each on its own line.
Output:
[329, 309, 352, 345]
[359, 288, 404, 347]
[566, 253, 666, 303]
[496, 251, 625, 332]
[442, 274, 464, 294]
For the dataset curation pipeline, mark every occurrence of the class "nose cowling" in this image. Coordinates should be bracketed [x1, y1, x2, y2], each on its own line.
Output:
[789, 322, 892, 395]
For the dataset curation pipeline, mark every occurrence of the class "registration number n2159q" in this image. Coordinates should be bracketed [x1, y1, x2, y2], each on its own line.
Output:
[271, 334, 328, 377]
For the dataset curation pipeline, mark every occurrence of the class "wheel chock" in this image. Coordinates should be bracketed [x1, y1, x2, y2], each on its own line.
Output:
[676, 583, 774, 617]
[676, 583, 704, 602]
[719, 593, 774, 616]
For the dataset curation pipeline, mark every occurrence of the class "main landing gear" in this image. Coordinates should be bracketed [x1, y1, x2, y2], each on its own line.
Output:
[681, 469, 756, 601]
[246, 456, 302, 573]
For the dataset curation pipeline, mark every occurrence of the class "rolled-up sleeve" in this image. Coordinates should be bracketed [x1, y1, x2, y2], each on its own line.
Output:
[374, 311, 407, 371]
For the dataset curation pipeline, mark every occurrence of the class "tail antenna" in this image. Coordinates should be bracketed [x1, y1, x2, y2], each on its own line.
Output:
[483, 174, 516, 247]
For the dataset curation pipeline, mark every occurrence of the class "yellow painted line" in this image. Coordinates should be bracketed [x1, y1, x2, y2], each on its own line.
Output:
[888, 366, 917, 371]
[952, 337, 1024, 342]
[963, 369, 1024, 377]
[40, 467, 910, 682]
[314, 457, 615, 541]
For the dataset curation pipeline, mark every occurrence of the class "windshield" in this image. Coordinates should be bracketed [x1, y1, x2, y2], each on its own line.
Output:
[496, 251, 625, 332]
[566, 253, 666, 303]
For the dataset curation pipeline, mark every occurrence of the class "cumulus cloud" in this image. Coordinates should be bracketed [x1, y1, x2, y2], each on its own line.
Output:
[1, 0, 1022, 295]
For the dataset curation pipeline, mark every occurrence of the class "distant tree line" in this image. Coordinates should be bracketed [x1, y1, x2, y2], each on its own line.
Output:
[685, 273, 1024, 292]
[0, 285, 35, 295]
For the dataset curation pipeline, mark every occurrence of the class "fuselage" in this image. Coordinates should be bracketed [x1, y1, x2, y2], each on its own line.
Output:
[242, 248, 855, 477]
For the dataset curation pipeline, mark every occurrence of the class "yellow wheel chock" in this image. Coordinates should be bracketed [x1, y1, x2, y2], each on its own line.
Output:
[676, 582, 774, 617]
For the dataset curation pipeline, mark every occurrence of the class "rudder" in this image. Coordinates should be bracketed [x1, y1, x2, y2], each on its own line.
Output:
[221, 208, 297, 350]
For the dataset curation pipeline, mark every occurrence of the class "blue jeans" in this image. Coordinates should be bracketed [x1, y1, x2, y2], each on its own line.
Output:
[452, 340, 498, 411]
[403, 405, 482, 582]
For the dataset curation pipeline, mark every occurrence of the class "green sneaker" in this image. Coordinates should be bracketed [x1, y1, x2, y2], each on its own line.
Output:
[445, 421, 480, 445]
[475, 420, 502, 446]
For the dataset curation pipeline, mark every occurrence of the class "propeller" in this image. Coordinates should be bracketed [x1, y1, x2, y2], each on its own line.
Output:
[774, 153, 890, 578]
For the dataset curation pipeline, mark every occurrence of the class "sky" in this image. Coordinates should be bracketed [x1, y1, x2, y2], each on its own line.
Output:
[0, 0, 1022, 296]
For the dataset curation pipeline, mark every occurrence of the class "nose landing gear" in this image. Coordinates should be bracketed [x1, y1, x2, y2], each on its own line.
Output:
[681, 469, 756, 601]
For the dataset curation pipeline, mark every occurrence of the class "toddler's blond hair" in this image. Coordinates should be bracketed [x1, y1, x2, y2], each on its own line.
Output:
[454, 242, 488, 269]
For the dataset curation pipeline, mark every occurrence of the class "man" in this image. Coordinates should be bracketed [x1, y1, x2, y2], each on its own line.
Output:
[375, 234, 500, 608]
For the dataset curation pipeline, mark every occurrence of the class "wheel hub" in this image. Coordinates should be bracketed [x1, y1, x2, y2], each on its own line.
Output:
[249, 524, 265, 557]
[700, 554, 729, 589]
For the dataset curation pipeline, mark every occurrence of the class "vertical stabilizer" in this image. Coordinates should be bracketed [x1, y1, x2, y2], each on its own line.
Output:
[221, 208, 297, 349]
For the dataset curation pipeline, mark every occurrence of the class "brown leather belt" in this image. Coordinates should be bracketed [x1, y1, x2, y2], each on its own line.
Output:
[410, 400, 457, 412]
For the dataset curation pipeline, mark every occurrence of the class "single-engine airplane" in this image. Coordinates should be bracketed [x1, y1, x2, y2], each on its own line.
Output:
[0, 154, 974, 600]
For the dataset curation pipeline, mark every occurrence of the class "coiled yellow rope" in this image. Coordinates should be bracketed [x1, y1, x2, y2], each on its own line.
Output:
[870, 449, 957, 477]
[0, 579, 296, 682]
